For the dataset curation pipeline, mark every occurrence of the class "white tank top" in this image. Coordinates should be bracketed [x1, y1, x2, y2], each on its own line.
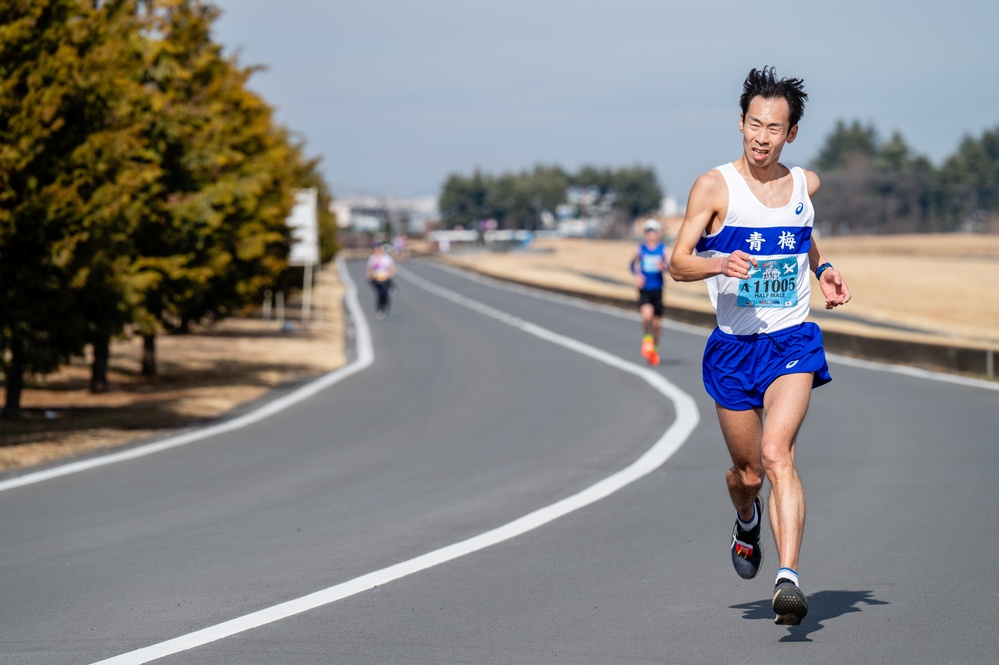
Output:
[695, 162, 814, 335]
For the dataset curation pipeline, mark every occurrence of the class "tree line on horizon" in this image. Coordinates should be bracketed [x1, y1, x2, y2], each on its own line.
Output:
[438, 165, 663, 235]
[810, 120, 999, 235]
[437, 122, 999, 236]
[0, 0, 338, 419]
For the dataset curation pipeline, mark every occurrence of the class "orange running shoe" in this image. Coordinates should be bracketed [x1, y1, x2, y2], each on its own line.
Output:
[640, 337, 655, 359]
[648, 350, 660, 366]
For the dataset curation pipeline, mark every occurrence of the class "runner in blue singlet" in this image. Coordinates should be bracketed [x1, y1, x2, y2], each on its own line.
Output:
[629, 219, 670, 366]
[669, 67, 851, 627]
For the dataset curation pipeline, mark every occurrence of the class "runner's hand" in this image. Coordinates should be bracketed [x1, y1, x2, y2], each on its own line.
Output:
[719, 251, 758, 279]
[819, 269, 851, 309]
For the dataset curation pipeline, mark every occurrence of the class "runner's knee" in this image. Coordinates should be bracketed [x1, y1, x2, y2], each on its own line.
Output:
[761, 441, 795, 477]
[730, 464, 764, 494]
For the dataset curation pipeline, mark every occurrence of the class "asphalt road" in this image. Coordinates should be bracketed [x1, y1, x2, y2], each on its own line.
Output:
[2, 258, 998, 665]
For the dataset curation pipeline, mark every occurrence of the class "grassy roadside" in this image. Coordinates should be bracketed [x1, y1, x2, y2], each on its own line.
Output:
[0, 263, 346, 474]
[439, 234, 999, 349]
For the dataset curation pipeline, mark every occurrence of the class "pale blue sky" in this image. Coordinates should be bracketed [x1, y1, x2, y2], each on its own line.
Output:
[211, 0, 999, 204]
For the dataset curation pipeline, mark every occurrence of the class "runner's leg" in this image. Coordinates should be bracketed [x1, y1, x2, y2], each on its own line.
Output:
[640, 302, 654, 337]
[639, 302, 655, 358]
[376, 282, 389, 312]
[716, 405, 765, 520]
[760, 373, 813, 572]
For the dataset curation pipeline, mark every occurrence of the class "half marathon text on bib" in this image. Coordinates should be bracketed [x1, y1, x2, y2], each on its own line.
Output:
[737, 256, 799, 308]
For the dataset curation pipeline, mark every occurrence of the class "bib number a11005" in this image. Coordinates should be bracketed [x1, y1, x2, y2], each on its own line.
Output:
[737, 256, 798, 308]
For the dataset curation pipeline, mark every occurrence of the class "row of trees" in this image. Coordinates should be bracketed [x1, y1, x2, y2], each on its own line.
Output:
[811, 121, 999, 234]
[438, 165, 663, 232]
[438, 122, 999, 238]
[0, 1, 337, 418]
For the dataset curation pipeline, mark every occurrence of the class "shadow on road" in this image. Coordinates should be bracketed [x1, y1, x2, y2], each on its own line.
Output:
[730, 589, 889, 641]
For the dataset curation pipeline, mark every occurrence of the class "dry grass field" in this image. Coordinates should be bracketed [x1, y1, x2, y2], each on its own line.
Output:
[2, 233, 996, 474]
[0, 265, 346, 473]
[441, 233, 999, 348]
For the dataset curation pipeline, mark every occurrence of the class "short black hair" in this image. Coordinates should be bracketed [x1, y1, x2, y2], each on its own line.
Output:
[739, 66, 808, 128]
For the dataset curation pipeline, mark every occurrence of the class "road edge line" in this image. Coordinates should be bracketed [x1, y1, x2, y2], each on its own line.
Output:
[0, 257, 374, 494]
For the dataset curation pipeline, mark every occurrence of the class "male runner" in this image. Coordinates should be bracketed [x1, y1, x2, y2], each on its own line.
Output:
[669, 67, 851, 625]
[629, 219, 670, 366]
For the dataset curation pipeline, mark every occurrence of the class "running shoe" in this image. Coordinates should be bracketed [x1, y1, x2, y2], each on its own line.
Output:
[772, 578, 808, 625]
[730, 497, 763, 579]
[648, 350, 660, 366]
[641, 337, 655, 359]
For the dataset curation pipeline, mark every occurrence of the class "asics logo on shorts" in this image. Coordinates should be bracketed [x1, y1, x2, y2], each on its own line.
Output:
[785, 360, 799, 369]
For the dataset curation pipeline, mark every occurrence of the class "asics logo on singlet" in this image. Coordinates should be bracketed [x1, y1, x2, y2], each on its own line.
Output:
[785, 360, 799, 369]
[795, 202, 804, 214]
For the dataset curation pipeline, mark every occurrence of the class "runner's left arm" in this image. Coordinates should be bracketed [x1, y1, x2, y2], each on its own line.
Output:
[808, 240, 851, 309]
[803, 168, 850, 309]
[629, 248, 645, 289]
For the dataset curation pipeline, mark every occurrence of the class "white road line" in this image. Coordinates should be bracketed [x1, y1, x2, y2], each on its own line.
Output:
[827, 354, 999, 391]
[429, 260, 710, 336]
[428, 261, 999, 392]
[92, 262, 700, 664]
[0, 258, 374, 494]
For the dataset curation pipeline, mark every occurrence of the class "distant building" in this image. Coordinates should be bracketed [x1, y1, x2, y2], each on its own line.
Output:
[332, 194, 439, 235]
[659, 195, 682, 218]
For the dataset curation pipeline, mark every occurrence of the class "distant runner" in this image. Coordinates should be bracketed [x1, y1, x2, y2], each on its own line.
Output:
[669, 66, 851, 626]
[366, 243, 397, 319]
[392, 232, 408, 260]
[629, 219, 670, 366]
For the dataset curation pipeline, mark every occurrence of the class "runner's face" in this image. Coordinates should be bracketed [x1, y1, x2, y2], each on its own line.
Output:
[739, 96, 797, 169]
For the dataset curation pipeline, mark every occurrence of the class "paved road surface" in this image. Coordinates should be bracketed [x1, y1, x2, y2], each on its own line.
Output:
[2, 258, 997, 664]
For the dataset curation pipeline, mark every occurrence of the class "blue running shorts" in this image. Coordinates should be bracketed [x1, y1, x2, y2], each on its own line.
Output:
[702, 322, 832, 411]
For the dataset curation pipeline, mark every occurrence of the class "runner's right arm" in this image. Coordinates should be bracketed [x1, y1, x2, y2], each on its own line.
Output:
[669, 170, 756, 283]
[630, 248, 648, 289]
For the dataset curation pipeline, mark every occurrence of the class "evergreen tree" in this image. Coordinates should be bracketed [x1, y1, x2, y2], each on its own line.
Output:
[135, 0, 307, 373]
[813, 120, 880, 171]
[811, 121, 949, 234]
[438, 164, 662, 232]
[940, 126, 999, 228]
[0, 0, 157, 415]
[439, 170, 491, 228]
[611, 166, 663, 218]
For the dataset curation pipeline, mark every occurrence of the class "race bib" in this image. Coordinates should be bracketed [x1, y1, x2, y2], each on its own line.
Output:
[737, 257, 799, 308]
[641, 254, 663, 273]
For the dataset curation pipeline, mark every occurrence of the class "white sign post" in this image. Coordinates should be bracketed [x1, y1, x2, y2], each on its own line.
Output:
[286, 188, 320, 328]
